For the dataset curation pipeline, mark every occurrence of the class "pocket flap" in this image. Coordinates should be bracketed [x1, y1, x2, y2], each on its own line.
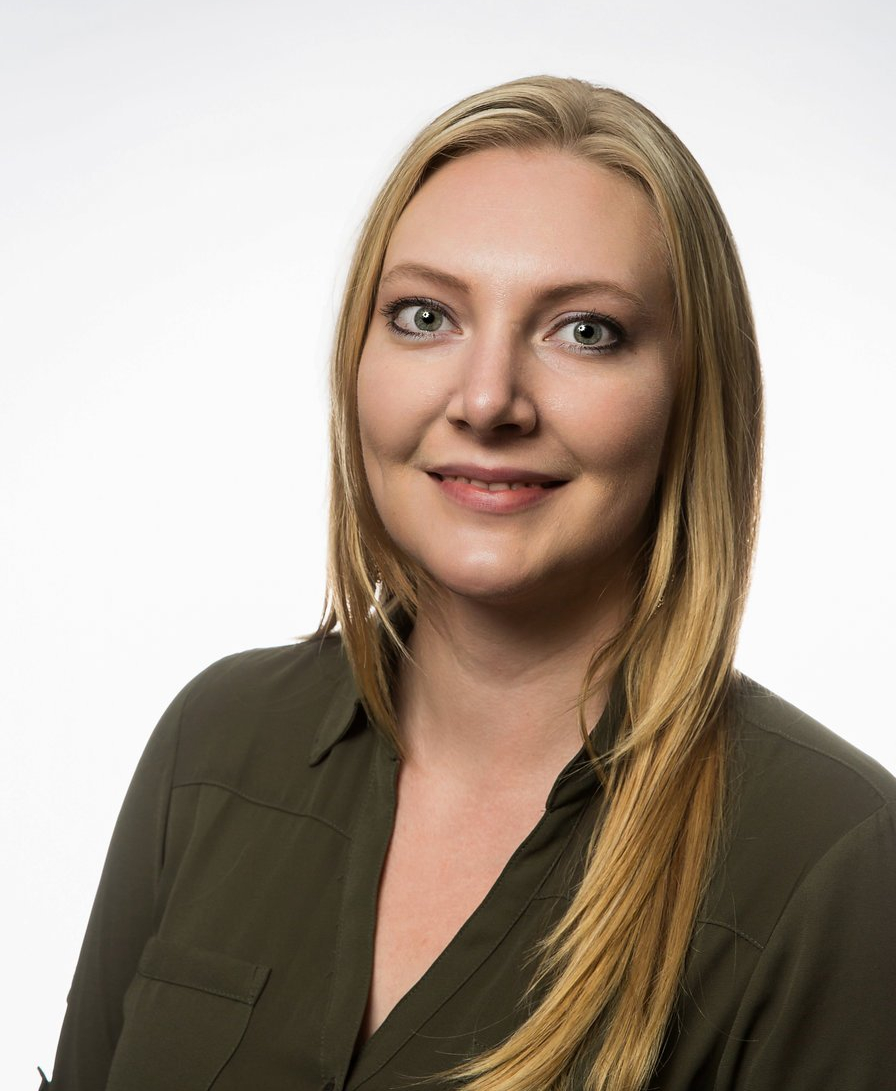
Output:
[138, 936, 270, 1005]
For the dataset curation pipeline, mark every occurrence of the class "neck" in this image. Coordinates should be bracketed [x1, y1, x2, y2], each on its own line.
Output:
[396, 573, 631, 792]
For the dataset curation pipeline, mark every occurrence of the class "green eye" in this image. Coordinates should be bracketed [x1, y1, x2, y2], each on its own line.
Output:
[573, 321, 606, 346]
[553, 314, 623, 354]
[382, 298, 457, 341]
[413, 307, 444, 332]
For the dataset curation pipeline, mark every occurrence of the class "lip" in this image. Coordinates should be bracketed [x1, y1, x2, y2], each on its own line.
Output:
[427, 463, 567, 486]
[426, 464, 568, 514]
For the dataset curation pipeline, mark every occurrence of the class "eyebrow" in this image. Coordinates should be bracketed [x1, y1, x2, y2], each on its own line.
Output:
[378, 261, 649, 313]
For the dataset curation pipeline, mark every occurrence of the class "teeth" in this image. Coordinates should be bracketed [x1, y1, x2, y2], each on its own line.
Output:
[441, 474, 550, 490]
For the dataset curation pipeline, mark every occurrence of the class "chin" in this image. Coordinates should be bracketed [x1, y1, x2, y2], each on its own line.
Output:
[407, 549, 520, 600]
[416, 552, 563, 607]
[431, 570, 528, 603]
[447, 580, 533, 604]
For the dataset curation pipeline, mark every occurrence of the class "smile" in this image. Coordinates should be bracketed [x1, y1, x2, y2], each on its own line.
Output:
[434, 474, 565, 492]
[427, 469, 567, 514]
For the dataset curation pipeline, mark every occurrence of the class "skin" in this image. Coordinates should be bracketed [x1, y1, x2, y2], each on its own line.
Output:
[355, 147, 679, 1039]
[359, 149, 676, 612]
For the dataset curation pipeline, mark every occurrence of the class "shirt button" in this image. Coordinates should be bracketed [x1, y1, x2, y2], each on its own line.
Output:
[322, 1081, 336, 1091]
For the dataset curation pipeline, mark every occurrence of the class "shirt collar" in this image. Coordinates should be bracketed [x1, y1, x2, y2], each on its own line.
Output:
[545, 669, 626, 810]
[307, 607, 413, 766]
[307, 638, 364, 765]
[306, 611, 626, 795]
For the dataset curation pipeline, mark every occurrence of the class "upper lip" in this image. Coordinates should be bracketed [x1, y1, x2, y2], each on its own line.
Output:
[427, 463, 567, 485]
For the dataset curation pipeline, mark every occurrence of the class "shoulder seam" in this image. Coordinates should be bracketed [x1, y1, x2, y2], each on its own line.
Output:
[172, 779, 352, 839]
[739, 711, 891, 805]
[695, 917, 764, 951]
[764, 799, 892, 940]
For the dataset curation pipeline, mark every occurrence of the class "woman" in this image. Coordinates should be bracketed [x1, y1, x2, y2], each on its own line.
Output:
[44, 76, 896, 1091]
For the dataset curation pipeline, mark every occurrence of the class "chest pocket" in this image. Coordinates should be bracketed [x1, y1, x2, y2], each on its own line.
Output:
[106, 936, 271, 1091]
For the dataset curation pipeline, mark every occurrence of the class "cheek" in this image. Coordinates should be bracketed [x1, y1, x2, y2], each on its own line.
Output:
[356, 347, 441, 485]
[560, 366, 676, 482]
[357, 350, 402, 477]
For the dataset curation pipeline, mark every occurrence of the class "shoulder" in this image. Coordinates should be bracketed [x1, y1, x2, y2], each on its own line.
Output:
[176, 634, 356, 721]
[682, 678, 896, 1086]
[701, 674, 896, 946]
[732, 674, 895, 807]
[161, 634, 362, 797]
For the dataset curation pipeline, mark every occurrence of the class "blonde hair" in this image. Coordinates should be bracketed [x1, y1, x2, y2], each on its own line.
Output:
[319, 76, 762, 1091]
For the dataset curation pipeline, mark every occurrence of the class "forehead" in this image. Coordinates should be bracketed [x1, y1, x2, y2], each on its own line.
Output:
[383, 147, 669, 303]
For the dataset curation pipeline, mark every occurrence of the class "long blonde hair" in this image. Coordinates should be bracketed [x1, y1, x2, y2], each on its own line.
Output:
[318, 76, 762, 1091]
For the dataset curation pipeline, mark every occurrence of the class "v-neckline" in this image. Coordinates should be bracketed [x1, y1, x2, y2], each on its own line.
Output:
[318, 695, 619, 1090]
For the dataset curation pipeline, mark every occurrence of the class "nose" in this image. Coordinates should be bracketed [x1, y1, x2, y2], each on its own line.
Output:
[444, 333, 537, 438]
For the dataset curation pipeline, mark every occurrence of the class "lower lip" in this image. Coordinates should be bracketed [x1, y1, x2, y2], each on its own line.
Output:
[430, 474, 564, 513]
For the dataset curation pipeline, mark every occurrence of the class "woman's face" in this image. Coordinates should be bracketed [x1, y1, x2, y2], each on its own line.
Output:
[357, 147, 678, 610]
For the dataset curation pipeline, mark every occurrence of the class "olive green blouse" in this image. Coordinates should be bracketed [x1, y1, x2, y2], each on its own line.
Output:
[44, 636, 896, 1090]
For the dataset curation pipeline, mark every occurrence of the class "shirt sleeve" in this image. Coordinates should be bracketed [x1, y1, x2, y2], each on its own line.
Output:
[717, 800, 896, 1091]
[43, 685, 187, 1090]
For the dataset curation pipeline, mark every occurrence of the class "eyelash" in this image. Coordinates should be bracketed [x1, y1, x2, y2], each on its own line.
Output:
[555, 311, 626, 355]
[377, 296, 627, 356]
[379, 296, 451, 341]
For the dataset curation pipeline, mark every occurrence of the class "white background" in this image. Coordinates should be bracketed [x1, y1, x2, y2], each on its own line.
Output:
[2, 0, 894, 1084]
